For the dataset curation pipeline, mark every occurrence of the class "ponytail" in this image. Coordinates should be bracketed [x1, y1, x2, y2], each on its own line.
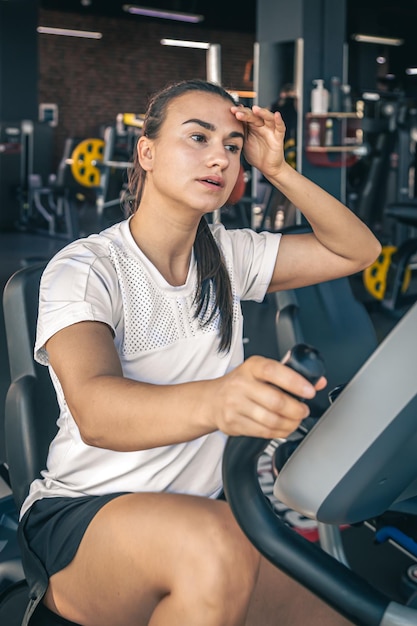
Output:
[194, 218, 233, 353]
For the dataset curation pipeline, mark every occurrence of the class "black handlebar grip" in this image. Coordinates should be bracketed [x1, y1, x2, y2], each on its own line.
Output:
[281, 343, 325, 390]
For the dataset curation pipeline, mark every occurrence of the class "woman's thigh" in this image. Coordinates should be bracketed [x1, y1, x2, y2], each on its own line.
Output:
[44, 492, 260, 626]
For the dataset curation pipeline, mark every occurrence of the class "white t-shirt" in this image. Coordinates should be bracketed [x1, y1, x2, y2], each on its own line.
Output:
[21, 218, 281, 518]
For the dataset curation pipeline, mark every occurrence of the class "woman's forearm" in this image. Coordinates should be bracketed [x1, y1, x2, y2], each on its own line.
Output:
[70, 375, 219, 451]
[265, 162, 381, 265]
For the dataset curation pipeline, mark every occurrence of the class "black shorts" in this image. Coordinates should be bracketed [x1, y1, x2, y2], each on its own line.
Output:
[18, 490, 226, 624]
[18, 493, 127, 625]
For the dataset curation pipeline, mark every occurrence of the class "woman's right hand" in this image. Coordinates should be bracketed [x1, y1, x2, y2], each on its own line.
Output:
[211, 356, 326, 440]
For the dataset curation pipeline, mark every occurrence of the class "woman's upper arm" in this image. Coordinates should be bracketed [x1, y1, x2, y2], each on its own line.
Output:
[45, 320, 123, 403]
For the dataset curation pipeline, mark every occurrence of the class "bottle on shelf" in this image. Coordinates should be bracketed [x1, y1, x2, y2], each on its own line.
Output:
[324, 119, 334, 146]
[308, 120, 321, 146]
[310, 79, 329, 114]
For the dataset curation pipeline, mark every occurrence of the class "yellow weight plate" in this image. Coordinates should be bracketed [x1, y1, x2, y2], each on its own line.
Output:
[71, 138, 105, 187]
[363, 245, 411, 300]
[284, 137, 296, 169]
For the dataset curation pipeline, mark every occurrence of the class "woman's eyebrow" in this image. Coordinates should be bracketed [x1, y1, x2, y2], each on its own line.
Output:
[183, 118, 214, 130]
[182, 118, 244, 141]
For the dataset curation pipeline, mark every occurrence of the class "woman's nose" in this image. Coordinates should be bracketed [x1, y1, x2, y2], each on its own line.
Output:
[207, 145, 229, 168]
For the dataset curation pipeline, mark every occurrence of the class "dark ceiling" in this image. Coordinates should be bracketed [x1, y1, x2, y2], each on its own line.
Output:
[38, 0, 417, 36]
[38, 0, 257, 34]
[39, 0, 417, 68]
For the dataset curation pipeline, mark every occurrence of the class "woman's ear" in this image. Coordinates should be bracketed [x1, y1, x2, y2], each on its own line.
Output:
[137, 135, 154, 171]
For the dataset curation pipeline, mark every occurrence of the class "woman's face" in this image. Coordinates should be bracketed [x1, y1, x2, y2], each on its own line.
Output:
[139, 91, 245, 216]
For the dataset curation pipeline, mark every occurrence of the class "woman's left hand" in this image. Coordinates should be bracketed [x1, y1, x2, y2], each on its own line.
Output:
[231, 105, 287, 179]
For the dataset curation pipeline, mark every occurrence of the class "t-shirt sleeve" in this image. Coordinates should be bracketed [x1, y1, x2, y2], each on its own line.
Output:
[213, 225, 281, 302]
[34, 251, 118, 366]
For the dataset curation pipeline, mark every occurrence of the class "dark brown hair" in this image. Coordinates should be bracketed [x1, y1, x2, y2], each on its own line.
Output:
[123, 79, 238, 352]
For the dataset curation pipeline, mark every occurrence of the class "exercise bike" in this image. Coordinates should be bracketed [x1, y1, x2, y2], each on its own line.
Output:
[223, 305, 417, 625]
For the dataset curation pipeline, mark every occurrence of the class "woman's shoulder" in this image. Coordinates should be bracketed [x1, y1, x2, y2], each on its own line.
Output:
[209, 223, 281, 299]
[209, 222, 253, 244]
[39, 220, 131, 299]
[209, 222, 279, 252]
[45, 219, 128, 270]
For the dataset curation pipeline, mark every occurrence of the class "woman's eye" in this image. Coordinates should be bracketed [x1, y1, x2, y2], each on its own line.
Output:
[191, 133, 206, 143]
[226, 144, 241, 154]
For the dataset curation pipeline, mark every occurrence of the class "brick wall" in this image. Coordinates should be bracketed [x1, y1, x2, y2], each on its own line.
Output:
[38, 8, 255, 167]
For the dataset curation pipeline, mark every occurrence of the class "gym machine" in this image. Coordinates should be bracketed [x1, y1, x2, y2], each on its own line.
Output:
[21, 113, 144, 241]
[223, 303, 417, 624]
[0, 120, 53, 232]
[359, 93, 417, 314]
[348, 92, 400, 233]
[65, 113, 144, 232]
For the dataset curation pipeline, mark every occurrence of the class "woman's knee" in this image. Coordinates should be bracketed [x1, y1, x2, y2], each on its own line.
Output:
[176, 504, 260, 608]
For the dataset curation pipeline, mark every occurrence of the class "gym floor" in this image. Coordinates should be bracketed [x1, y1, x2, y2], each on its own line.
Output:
[0, 223, 416, 610]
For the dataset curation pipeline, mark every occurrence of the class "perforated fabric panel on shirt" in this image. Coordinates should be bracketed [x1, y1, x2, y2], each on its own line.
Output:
[108, 240, 233, 356]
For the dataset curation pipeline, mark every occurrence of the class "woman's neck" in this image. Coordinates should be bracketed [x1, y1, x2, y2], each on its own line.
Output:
[129, 208, 198, 286]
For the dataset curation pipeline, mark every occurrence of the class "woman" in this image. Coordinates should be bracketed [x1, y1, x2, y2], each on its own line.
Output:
[19, 79, 381, 626]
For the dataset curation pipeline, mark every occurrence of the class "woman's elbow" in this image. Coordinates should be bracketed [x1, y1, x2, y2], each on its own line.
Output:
[78, 426, 104, 448]
[359, 238, 382, 272]
[67, 399, 106, 448]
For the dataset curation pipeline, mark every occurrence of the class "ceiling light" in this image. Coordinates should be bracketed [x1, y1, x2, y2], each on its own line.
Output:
[351, 34, 404, 46]
[160, 38, 210, 49]
[123, 5, 204, 23]
[37, 26, 102, 39]
[406, 68, 417, 75]
[362, 92, 380, 101]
